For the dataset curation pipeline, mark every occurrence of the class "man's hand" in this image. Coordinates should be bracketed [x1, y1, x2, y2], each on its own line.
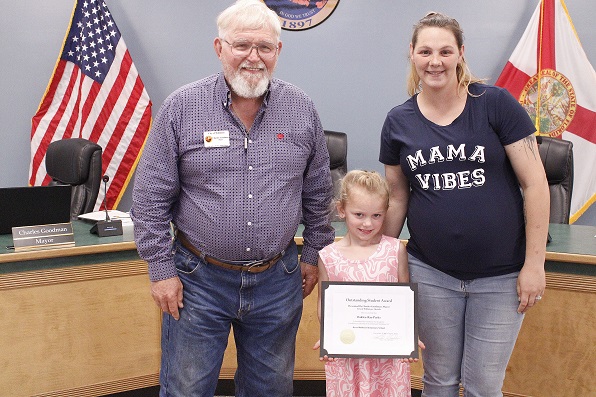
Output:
[300, 262, 318, 299]
[150, 276, 184, 320]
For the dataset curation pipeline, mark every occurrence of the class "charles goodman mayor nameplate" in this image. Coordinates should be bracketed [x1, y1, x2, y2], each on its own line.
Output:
[320, 282, 418, 359]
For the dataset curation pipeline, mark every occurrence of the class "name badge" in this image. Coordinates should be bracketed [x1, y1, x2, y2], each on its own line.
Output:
[203, 130, 230, 148]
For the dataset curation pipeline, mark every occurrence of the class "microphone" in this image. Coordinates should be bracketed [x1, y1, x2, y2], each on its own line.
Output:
[102, 175, 111, 222]
[90, 174, 123, 237]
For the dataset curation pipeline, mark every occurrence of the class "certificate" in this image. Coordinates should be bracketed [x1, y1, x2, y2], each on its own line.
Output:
[320, 281, 418, 359]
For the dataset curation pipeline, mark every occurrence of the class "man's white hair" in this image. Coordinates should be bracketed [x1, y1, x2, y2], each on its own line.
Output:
[217, 0, 281, 42]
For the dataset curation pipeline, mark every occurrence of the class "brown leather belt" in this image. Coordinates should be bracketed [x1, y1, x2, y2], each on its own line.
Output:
[177, 232, 283, 273]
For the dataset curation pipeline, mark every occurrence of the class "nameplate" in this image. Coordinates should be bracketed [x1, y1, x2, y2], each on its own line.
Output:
[12, 222, 75, 252]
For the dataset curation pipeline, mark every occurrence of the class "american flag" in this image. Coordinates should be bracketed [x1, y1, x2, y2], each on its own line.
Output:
[30, 0, 152, 210]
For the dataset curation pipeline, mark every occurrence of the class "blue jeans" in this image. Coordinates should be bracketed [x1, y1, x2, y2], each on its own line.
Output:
[159, 240, 303, 397]
[409, 254, 524, 397]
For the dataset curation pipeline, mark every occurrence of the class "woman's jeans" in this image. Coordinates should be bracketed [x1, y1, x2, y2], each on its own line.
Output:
[159, 240, 303, 397]
[409, 254, 524, 397]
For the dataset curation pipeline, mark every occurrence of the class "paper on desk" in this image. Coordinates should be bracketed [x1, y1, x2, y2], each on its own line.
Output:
[78, 210, 131, 221]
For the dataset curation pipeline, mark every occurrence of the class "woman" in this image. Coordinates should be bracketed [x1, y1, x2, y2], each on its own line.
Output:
[379, 12, 550, 397]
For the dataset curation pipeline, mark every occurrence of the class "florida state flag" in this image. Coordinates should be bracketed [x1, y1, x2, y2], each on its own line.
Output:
[495, 0, 596, 222]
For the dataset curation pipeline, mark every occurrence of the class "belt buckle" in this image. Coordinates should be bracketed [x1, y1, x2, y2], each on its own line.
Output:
[246, 259, 270, 273]
[246, 259, 266, 268]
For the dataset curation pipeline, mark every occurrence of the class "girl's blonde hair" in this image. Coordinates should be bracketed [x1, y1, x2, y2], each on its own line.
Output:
[337, 170, 390, 210]
[407, 12, 485, 96]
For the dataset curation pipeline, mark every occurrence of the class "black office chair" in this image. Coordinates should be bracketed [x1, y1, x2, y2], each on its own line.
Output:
[45, 138, 103, 220]
[538, 136, 574, 224]
[324, 130, 348, 222]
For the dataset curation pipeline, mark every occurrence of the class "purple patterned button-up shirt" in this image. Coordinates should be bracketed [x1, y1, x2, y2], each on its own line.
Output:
[131, 73, 334, 281]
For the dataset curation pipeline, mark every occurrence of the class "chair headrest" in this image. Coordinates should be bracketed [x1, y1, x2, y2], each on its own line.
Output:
[46, 138, 102, 184]
[325, 130, 348, 170]
[538, 137, 573, 184]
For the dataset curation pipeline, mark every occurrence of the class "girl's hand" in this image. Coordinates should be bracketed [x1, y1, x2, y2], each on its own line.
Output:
[399, 339, 425, 363]
[312, 339, 337, 362]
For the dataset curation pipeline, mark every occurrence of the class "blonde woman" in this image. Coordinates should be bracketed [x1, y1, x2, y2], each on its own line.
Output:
[379, 12, 549, 397]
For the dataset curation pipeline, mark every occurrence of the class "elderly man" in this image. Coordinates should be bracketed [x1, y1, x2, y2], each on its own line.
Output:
[131, 0, 333, 396]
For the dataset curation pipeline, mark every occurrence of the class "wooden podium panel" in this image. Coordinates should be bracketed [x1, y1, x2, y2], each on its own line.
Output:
[503, 274, 596, 396]
[0, 261, 161, 397]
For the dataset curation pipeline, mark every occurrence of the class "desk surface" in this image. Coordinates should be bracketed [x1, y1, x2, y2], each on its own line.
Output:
[0, 220, 136, 273]
[1, 221, 595, 272]
[545, 223, 596, 261]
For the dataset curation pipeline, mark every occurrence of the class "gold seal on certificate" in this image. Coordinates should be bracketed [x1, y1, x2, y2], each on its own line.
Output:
[339, 329, 355, 344]
[320, 281, 419, 359]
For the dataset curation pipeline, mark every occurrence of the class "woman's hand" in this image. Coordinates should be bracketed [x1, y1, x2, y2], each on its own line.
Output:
[516, 262, 546, 313]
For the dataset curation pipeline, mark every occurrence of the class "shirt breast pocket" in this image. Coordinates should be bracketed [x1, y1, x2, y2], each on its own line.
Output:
[272, 138, 310, 177]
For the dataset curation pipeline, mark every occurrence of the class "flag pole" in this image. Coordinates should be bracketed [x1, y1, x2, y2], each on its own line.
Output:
[536, 0, 545, 135]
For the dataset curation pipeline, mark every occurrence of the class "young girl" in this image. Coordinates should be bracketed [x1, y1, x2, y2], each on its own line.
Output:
[314, 170, 414, 397]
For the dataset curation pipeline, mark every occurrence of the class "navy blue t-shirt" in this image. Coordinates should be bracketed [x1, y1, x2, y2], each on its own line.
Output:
[379, 84, 536, 280]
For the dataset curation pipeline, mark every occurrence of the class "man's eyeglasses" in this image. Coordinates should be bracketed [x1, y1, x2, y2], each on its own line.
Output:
[221, 39, 278, 60]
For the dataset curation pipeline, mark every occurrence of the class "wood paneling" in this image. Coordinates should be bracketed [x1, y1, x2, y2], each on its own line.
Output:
[0, 261, 161, 397]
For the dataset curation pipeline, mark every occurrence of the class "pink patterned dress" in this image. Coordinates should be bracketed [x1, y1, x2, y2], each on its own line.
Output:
[319, 235, 411, 397]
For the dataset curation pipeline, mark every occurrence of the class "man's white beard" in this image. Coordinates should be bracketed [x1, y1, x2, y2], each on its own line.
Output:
[225, 62, 271, 99]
